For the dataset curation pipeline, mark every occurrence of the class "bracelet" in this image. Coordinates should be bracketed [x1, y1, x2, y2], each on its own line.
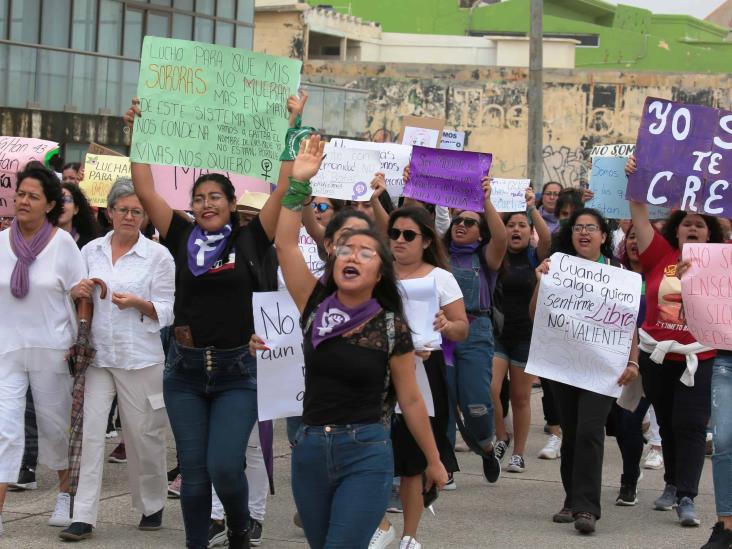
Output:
[627, 360, 639, 369]
[281, 177, 312, 211]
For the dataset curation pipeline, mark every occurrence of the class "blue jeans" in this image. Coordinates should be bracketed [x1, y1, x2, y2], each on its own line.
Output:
[447, 316, 495, 448]
[163, 341, 258, 549]
[712, 354, 732, 516]
[291, 423, 393, 549]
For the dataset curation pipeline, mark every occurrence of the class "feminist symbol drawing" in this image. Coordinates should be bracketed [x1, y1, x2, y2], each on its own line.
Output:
[261, 158, 273, 181]
[351, 181, 368, 201]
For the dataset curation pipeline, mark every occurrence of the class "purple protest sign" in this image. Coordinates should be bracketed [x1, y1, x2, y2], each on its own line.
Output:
[403, 146, 492, 211]
[626, 97, 732, 217]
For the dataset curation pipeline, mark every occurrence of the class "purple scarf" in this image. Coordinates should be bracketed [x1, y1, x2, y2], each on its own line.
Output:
[311, 292, 382, 348]
[10, 218, 54, 298]
[187, 224, 232, 277]
[449, 241, 481, 257]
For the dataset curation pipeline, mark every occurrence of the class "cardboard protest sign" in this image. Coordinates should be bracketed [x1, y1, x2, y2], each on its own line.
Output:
[399, 277, 442, 351]
[87, 142, 124, 157]
[440, 130, 466, 151]
[310, 143, 381, 201]
[403, 146, 492, 211]
[490, 178, 529, 212]
[626, 97, 732, 217]
[299, 226, 325, 274]
[131, 36, 302, 182]
[0, 137, 59, 216]
[398, 116, 444, 148]
[81, 154, 132, 207]
[525, 253, 642, 398]
[149, 165, 270, 210]
[330, 138, 412, 202]
[589, 143, 635, 157]
[681, 244, 732, 350]
[253, 291, 305, 421]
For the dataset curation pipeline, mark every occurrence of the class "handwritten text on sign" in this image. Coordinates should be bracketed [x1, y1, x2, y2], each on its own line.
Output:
[404, 146, 492, 211]
[681, 244, 732, 350]
[525, 253, 641, 398]
[252, 291, 305, 421]
[490, 178, 529, 212]
[310, 143, 381, 201]
[0, 137, 59, 216]
[81, 154, 132, 207]
[131, 36, 302, 181]
[626, 97, 732, 217]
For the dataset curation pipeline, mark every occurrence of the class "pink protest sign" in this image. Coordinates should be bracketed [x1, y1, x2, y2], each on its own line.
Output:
[681, 243, 732, 350]
[0, 137, 59, 216]
[150, 165, 270, 210]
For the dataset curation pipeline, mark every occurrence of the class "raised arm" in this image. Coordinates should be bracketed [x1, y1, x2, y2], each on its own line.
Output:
[482, 177, 508, 271]
[368, 172, 389, 235]
[527, 187, 551, 260]
[625, 155, 655, 254]
[529, 258, 551, 319]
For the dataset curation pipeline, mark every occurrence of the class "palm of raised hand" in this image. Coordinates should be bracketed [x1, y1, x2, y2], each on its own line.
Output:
[292, 135, 325, 181]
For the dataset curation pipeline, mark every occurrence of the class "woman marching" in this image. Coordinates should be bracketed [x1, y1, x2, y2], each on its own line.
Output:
[275, 141, 447, 549]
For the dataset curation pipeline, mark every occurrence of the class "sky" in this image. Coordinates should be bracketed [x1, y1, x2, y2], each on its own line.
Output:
[605, 0, 726, 18]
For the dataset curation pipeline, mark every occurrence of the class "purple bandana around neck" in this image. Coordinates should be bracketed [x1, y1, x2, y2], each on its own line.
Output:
[311, 292, 382, 348]
[448, 241, 481, 256]
[186, 223, 233, 277]
[10, 218, 54, 299]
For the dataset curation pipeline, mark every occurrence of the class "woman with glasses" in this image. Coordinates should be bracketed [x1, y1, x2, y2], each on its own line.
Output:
[275, 161, 447, 549]
[60, 178, 174, 542]
[538, 181, 563, 233]
[441, 177, 507, 483]
[533, 208, 639, 534]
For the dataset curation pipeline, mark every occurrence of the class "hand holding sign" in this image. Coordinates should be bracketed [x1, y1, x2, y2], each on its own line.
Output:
[490, 178, 530, 212]
[310, 143, 381, 201]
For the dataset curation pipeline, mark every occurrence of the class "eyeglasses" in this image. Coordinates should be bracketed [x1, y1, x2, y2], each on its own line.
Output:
[191, 193, 227, 208]
[387, 228, 422, 242]
[114, 207, 144, 219]
[572, 223, 600, 234]
[543, 191, 560, 197]
[335, 244, 378, 262]
[62, 195, 74, 204]
[311, 202, 331, 213]
[453, 217, 479, 228]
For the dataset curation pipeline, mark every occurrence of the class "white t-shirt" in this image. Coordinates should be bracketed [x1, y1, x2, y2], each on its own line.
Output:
[424, 266, 463, 308]
[0, 228, 85, 357]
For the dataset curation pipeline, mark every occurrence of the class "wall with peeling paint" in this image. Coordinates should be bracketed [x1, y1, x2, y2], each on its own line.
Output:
[303, 61, 732, 187]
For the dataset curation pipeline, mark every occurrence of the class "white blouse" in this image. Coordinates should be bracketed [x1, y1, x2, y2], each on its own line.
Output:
[81, 232, 175, 370]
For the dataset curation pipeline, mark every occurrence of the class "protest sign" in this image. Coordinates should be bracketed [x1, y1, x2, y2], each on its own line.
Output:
[131, 36, 302, 182]
[525, 253, 642, 398]
[626, 97, 732, 217]
[681, 244, 732, 350]
[490, 178, 529, 212]
[81, 154, 132, 207]
[0, 136, 59, 216]
[403, 146, 492, 211]
[253, 290, 305, 421]
[330, 138, 412, 201]
[149, 165, 270, 210]
[589, 143, 636, 157]
[440, 130, 466, 151]
[399, 277, 442, 351]
[395, 356, 435, 417]
[87, 142, 124, 157]
[398, 116, 444, 148]
[310, 143, 381, 201]
[299, 226, 325, 274]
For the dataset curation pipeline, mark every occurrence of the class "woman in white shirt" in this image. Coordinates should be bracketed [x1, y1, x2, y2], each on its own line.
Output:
[60, 178, 175, 542]
[0, 165, 85, 535]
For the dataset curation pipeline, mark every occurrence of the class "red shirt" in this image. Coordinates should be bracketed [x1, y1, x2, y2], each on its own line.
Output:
[639, 231, 715, 362]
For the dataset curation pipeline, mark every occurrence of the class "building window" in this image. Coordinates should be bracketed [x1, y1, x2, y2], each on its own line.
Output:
[194, 15, 214, 42]
[10, 0, 40, 43]
[123, 8, 144, 58]
[215, 21, 234, 46]
[545, 33, 600, 47]
[72, 0, 97, 51]
[147, 10, 171, 38]
[98, 0, 123, 55]
[172, 13, 193, 40]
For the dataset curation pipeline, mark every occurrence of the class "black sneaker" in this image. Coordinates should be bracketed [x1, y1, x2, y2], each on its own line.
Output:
[9, 466, 37, 491]
[138, 509, 163, 531]
[59, 522, 93, 541]
[167, 465, 180, 483]
[701, 521, 732, 549]
[227, 528, 251, 549]
[494, 439, 509, 461]
[207, 519, 227, 548]
[250, 518, 263, 547]
[615, 483, 638, 506]
[482, 448, 501, 483]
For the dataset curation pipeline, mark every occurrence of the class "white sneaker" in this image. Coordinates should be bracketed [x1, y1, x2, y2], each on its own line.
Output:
[48, 492, 72, 527]
[643, 447, 664, 470]
[538, 434, 562, 459]
[443, 473, 457, 491]
[506, 454, 526, 473]
[368, 524, 395, 549]
[400, 536, 422, 549]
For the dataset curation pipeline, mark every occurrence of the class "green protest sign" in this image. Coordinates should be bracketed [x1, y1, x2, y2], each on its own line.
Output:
[130, 36, 302, 183]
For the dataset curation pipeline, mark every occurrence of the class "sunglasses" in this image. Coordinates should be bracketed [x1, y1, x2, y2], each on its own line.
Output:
[388, 228, 422, 242]
[453, 217, 479, 228]
[311, 202, 331, 213]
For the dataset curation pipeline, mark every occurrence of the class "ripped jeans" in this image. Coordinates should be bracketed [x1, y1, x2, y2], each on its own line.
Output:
[447, 316, 495, 448]
[712, 353, 732, 516]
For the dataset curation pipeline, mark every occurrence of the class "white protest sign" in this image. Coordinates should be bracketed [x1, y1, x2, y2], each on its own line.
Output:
[402, 126, 440, 148]
[590, 143, 636, 157]
[399, 277, 442, 350]
[396, 356, 435, 417]
[310, 143, 381, 201]
[525, 253, 641, 398]
[298, 226, 325, 274]
[490, 178, 529, 212]
[253, 291, 305, 421]
[440, 130, 466, 151]
[331, 138, 412, 202]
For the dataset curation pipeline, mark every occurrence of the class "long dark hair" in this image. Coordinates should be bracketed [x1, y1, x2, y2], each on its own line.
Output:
[62, 182, 100, 241]
[191, 173, 240, 229]
[323, 209, 374, 245]
[443, 209, 491, 250]
[553, 207, 614, 259]
[316, 228, 405, 316]
[16, 165, 64, 225]
[661, 210, 724, 249]
[389, 206, 449, 271]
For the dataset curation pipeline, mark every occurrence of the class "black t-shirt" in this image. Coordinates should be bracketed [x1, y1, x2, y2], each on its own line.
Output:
[500, 247, 538, 339]
[301, 286, 414, 426]
[164, 213, 272, 348]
